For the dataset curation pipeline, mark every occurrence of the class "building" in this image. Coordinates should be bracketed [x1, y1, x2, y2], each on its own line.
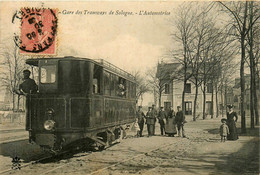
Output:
[233, 74, 260, 115]
[157, 62, 218, 118]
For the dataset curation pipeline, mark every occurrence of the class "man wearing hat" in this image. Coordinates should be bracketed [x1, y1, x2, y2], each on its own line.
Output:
[18, 69, 37, 95]
[157, 106, 167, 135]
[136, 106, 145, 137]
[175, 106, 186, 137]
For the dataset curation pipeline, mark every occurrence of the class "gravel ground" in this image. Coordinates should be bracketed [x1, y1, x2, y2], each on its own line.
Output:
[0, 116, 259, 175]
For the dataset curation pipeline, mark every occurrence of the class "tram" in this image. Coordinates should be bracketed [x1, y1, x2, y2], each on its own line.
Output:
[25, 56, 136, 152]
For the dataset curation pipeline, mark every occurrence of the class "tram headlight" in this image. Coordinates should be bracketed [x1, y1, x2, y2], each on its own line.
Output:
[44, 120, 55, 130]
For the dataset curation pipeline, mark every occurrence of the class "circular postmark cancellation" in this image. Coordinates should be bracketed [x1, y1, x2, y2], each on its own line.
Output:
[13, 8, 58, 54]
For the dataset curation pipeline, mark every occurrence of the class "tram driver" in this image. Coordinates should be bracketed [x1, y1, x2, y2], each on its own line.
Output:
[16, 69, 38, 96]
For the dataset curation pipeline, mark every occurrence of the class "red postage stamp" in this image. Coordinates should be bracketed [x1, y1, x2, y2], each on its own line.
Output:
[14, 8, 58, 55]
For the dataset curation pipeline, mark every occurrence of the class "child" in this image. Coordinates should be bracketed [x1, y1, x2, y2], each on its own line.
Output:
[220, 118, 229, 142]
[134, 118, 140, 137]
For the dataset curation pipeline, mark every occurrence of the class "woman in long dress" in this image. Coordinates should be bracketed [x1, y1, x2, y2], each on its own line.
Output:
[165, 107, 177, 137]
[226, 105, 239, 140]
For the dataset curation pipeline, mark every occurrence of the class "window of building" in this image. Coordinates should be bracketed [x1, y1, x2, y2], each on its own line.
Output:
[184, 83, 191, 93]
[185, 101, 192, 115]
[165, 84, 170, 94]
[207, 83, 213, 93]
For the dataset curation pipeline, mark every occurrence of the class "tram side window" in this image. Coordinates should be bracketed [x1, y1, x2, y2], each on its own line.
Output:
[41, 65, 56, 83]
[110, 74, 116, 96]
[104, 71, 110, 95]
[93, 65, 101, 94]
[132, 83, 136, 99]
[117, 77, 126, 97]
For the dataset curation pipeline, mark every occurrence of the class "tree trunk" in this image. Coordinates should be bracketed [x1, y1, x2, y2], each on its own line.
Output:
[203, 83, 206, 120]
[215, 84, 219, 118]
[253, 73, 259, 125]
[221, 82, 224, 118]
[193, 78, 198, 121]
[211, 83, 214, 119]
[159, 91, 162, 108]
[182, 81, 186, 117]
[12, 93, 15, 112]
[240, 36, 246, 133]
[17, 95, 20, 111]
[240, 1, 248, 134]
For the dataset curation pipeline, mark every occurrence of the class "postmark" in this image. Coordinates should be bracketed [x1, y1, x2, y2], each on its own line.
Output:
[13, 8, 58, 54]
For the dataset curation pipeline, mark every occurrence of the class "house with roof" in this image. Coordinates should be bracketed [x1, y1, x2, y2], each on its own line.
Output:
[156, 62, 217, 118]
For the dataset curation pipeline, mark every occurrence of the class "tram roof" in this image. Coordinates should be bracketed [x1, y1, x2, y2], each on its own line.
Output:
[26, 56, 135, 81]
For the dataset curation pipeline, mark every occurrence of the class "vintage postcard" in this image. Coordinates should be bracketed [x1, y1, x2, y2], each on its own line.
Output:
[0, 1, 259, 175]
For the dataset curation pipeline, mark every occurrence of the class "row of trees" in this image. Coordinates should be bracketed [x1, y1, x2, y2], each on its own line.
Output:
[140, 2, 259, 132]
[218, 1, 260, 131]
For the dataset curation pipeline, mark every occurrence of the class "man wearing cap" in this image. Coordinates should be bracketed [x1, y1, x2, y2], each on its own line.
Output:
[175, 106, 186, 138]
[136, 106, 145, 137]
[18, 69, 37, 95]
[151, 104, 157, 135]
[146, 107, 155, 136]
[157, 106, 167, 135]
[15, 69, 37, 130]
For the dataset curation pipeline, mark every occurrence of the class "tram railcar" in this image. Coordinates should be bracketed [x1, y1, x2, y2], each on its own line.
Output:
[25, 56, 136, 152]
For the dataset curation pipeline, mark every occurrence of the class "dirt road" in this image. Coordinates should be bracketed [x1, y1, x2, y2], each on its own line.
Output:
[0, 117, 259, 175]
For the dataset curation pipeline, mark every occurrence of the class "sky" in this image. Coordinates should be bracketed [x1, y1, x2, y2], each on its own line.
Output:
[0, 1, 242, 105]
[0, 1, 185, 104]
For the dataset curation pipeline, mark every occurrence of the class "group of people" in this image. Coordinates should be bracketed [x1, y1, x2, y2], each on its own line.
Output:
[136, 105, 186, 138]
[219, 104, 239, 142]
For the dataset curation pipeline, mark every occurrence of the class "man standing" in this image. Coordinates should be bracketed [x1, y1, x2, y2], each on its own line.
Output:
[16, 69, 37, 130]
[151, 104, 157, 135]
[175, 106, 186, 138]
[145, 107, 153, 136]
[136, 106, 145, 137]
[157, 107, 167, 136]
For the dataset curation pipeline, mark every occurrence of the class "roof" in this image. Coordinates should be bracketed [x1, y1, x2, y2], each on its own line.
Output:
[156, 62, 182, 79]
[26, 56, 135, 81]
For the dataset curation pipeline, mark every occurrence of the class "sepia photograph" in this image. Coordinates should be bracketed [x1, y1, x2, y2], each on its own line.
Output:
[0, 0, 259, 174]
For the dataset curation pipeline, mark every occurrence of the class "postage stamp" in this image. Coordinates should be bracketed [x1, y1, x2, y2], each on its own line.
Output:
[13, 8, 58, 55]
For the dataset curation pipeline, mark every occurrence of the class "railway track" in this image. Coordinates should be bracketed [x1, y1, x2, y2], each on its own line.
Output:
[0, 138, 176, 175]
[38, 141, 176, 175]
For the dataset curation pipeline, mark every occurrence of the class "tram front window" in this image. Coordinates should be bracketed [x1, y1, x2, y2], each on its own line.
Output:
[41, 65, 56, 84]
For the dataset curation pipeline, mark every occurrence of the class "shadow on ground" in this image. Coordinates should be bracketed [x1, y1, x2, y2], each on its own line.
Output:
[0, 139, 46, 162]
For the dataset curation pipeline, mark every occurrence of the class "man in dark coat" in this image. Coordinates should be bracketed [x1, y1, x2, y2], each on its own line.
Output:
[146, 107, 155, 136]
[157, 107, 167, 135]
[136, 106, 145, 137]
[175, 106, 186, 138]
[15, 69, 37, 130]
[151, 104, 157, 135]
[18, 70, 37, 95]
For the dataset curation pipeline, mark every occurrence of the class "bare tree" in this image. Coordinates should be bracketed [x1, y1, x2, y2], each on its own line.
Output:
[170, 2, 199, 115]
[246, 1, 260, 127]
[146, 64, 172, 108]
[133, 71, 150, 106]
[218, 1, 260, 133]
[0, 44, 26, 111]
